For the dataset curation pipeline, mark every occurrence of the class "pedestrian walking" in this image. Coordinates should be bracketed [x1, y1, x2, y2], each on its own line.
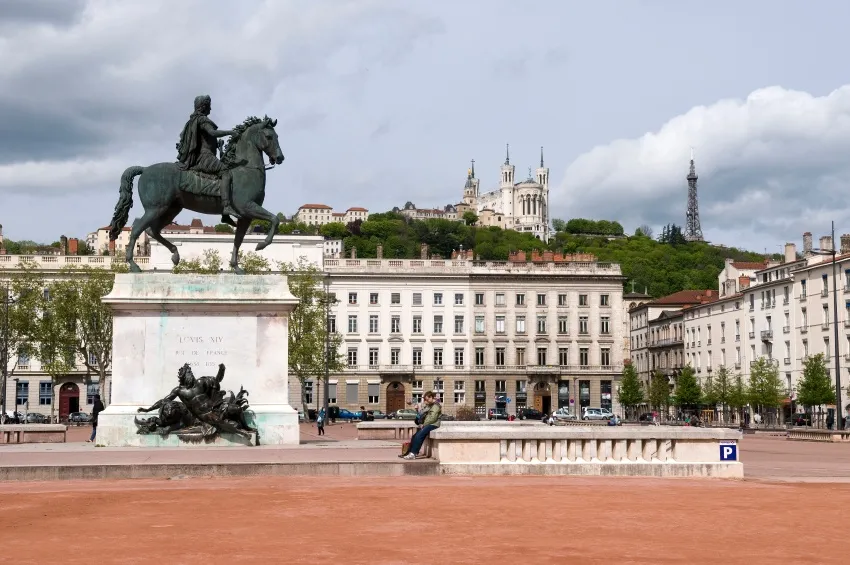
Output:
[87, 394, 104, 443]
[317, 408, 326, 436]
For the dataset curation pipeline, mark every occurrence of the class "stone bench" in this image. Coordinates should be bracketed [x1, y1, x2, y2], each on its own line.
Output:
[0, 424, 67, 444]
[429, 422, 743, 478]
[357, 421, 418, 440]
[788, 429, 850, 443]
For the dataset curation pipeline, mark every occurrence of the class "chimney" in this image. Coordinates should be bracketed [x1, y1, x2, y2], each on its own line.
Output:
[68, 238, 79, 256]
[820, 235, 833, 252]
[803, 232, 813, 255]
[420, 243, 428, 259]
[738, 275, 750, 290]
[784, 243, 796, 264]
[60, 235, 68, 255]
[842, 234, 850, 255]
[350, 247, 357, 259]
[376, 244, 383, 259]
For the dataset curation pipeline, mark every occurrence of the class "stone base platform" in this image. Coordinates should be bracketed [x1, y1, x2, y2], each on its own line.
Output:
[787, 429, 850, 443]
[438, 462, 740, 478]
[0, 425, 67, 444]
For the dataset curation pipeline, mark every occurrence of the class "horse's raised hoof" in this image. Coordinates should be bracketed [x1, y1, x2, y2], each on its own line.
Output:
[255, 241, 268, 251]
[171, 252, 180, 266]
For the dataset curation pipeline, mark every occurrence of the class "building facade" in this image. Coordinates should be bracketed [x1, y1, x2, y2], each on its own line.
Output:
[291, 255, 625, 417]
[295, 204, 370, 226]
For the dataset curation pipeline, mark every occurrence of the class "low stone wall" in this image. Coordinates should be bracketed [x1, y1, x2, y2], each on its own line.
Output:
[430, 422, 743, 478]
[0, 424, 67, 444]
[787, 429, 850, 443]
[357, 421, 417, 440]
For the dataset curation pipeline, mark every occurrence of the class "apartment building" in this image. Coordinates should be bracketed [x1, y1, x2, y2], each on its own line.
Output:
[299, 252, 626, 417]
[294, 204, 369, 226]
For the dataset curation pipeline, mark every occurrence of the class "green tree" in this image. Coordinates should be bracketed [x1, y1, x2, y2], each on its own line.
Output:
[748, 357, 784, 425]
[279, 258, 344, 414]
[648, 371, 670, 416]
[214, 223, 235, 233]
[1, 260, 43, 405]
[797, 353, 834, 427]
[462, 210, 478, 226]
[173, 249, 271, 274]
[35, 289, 76, 420]
[674, 366, 702, 410]
[319, 222, 349, 239]
[618, 363, 644, 418]
[552, 218, 567, 232]
[710, 365, 733, 422]
[728, 375, 749, 424]
[76, 241, 95, 256]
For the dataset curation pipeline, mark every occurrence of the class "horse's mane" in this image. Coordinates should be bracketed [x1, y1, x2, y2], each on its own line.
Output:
[221, 115, 275, 166]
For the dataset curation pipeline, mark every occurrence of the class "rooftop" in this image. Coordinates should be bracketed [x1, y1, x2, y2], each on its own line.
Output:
[323, 257, 622, 277]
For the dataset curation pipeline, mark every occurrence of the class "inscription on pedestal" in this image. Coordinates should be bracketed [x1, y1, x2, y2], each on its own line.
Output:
[175, 336, 229, 367]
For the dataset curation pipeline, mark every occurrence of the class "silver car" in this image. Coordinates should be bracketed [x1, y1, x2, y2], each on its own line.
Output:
[582, 408, 613, 420]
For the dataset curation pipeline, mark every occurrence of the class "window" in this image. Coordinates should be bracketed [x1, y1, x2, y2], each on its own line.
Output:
[39, 381, 52, 405]
[369, 292, 378, 305]
[579, 316, 589, 334]
[475, 293, 485, 305]
[475, 315, 485, 333]
[475, 380, 486, 392]
[368, 383, 379, 404]
[86, 383, 100, 405]
[391, 348, 400, 365]
[495, 315, 506, 333]
[537, 293, 546, 306]
[412, 348, 422, 367]
[327, 315, 336, 333]
[601, 347, 611, 366]
[16, 381, 28, 406]
[391, 315, 401, 333]
[434, 292, 443, 305]
[346, 382, 358, 404]
[454, 348, 464, 368]
[516, 347, 526, 366]
[801, 280, 807, 297]
[368, 347, 379, 368]
[413, 292, 422, 306]
[369, 314, 379, 333]
[348, 315, 358, 333]
[495, 347, 506, 367]
[537, 347, 547, 365]
[495, 293, 505, 306]
[600, 294, 609, 306]
[454, 381, 465, 404]
[475, 347, 485, 367]
[433, 379, 444, 403]
[412, 315, 422, 334]
[558, 294, 568, 306]
[348, 292, 357, 305]
[516, 293, 525, 306]
[600, 316, 610, 334]
[579, 294, 588, 306]
[413, 380, 423, 390]
[558, 316, 569, 334]
[495, 380, 507, 393]
[434, 348, 443, 368]
[454, 293, 464, 305]
[454, 315, 464, 334]
[391, 292, 400, 304]
[536, 315, 547, 334]
[516, 380, 527, 393]
[579, 347, 589, 366]
[516, 315, 526, 334]
[601, 380, 612, 410]
[347, 348, 358, 368]
[434, 315, 443, 334]
[304, 381, 314, 404]
[559, 347, 569, 366]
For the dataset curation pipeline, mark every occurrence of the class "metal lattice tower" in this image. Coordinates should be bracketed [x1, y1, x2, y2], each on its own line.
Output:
[684, 148, 704, 242]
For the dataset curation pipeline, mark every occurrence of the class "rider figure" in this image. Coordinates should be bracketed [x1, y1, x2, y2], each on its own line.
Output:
[176, 95, 240, 221]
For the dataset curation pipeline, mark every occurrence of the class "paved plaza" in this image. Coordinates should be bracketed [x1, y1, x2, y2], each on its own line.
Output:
[1, 429, 848, 563]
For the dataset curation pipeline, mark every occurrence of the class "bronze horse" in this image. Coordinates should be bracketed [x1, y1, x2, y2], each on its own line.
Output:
[108, 116, 284, 273]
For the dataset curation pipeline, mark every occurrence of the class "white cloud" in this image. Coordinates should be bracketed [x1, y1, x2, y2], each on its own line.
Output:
[555, 85, 850, 248]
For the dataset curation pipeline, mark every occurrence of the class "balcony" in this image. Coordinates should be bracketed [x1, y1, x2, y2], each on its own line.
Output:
[720, 337, 726, 344]
[783, 298, 790, 305]
[707, 339, 712, 346]
[647, 337, 684, 349]
[822, 289, 829, 298]
[799, 293, 807, 301]
[734, 362, 741, 369]
[822, 322, 830, 330]
[760, 330, 773, 341]
[748, 331, 755, 339]
[748, 305, 755, 312]
[735, 335, 741, 342]
[783, 326, 790, 334]
[784, 357, 791, 365]
[801, 326, 808, 334]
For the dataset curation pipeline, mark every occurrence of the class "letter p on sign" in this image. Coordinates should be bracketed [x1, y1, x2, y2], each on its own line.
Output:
[720, 442, 737, 461]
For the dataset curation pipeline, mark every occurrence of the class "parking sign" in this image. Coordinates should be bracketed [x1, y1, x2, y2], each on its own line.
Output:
[719, 442, 738, 461]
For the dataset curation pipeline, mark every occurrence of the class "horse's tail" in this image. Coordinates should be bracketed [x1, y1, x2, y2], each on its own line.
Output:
[109, 166, 144, 241]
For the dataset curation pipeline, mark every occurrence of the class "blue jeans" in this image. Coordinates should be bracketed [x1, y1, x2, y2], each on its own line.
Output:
[90, 425, 97, 442]
[409, 425, 437, 455]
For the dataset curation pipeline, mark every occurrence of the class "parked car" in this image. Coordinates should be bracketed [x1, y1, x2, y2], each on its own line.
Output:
[790, 413, 812, 426]
[638, 412, 655, 422]
[487, 408, 509, 420]
[69, 412, 91, 425]
[369, 410, 387, 420]
[25, 413, 48, 424]
[517, 407, 543, 420]
[337, 408, 358, 420]
[553, 408, 577, 421]
[582, 407, 613, 421]
[388, 408, 419, 420]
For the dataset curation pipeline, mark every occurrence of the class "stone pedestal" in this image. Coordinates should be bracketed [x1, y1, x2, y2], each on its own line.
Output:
[97, 273, 300, 447]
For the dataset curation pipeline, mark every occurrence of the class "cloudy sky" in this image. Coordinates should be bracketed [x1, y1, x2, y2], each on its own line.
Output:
[1, 0, 849, 252]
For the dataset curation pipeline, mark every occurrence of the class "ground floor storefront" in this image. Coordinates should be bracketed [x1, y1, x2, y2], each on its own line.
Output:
[1, 373, 105, 423]
[290, 372, 621, 418]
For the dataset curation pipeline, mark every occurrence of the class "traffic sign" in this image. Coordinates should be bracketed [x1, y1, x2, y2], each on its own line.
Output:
[719, 442, 737, 462]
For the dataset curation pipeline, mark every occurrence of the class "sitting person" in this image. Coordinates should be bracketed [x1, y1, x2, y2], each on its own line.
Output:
[401, 391, 442, 460]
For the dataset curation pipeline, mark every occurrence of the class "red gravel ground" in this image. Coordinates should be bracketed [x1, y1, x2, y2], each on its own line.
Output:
[1, 476, 846, 565]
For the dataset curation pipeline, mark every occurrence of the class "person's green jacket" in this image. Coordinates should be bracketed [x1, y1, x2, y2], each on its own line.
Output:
[421, 402, 442, 428]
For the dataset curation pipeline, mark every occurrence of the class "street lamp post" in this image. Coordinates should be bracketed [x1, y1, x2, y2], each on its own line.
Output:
[1, 283, 14, 422]
[812, 221, 844, 429]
